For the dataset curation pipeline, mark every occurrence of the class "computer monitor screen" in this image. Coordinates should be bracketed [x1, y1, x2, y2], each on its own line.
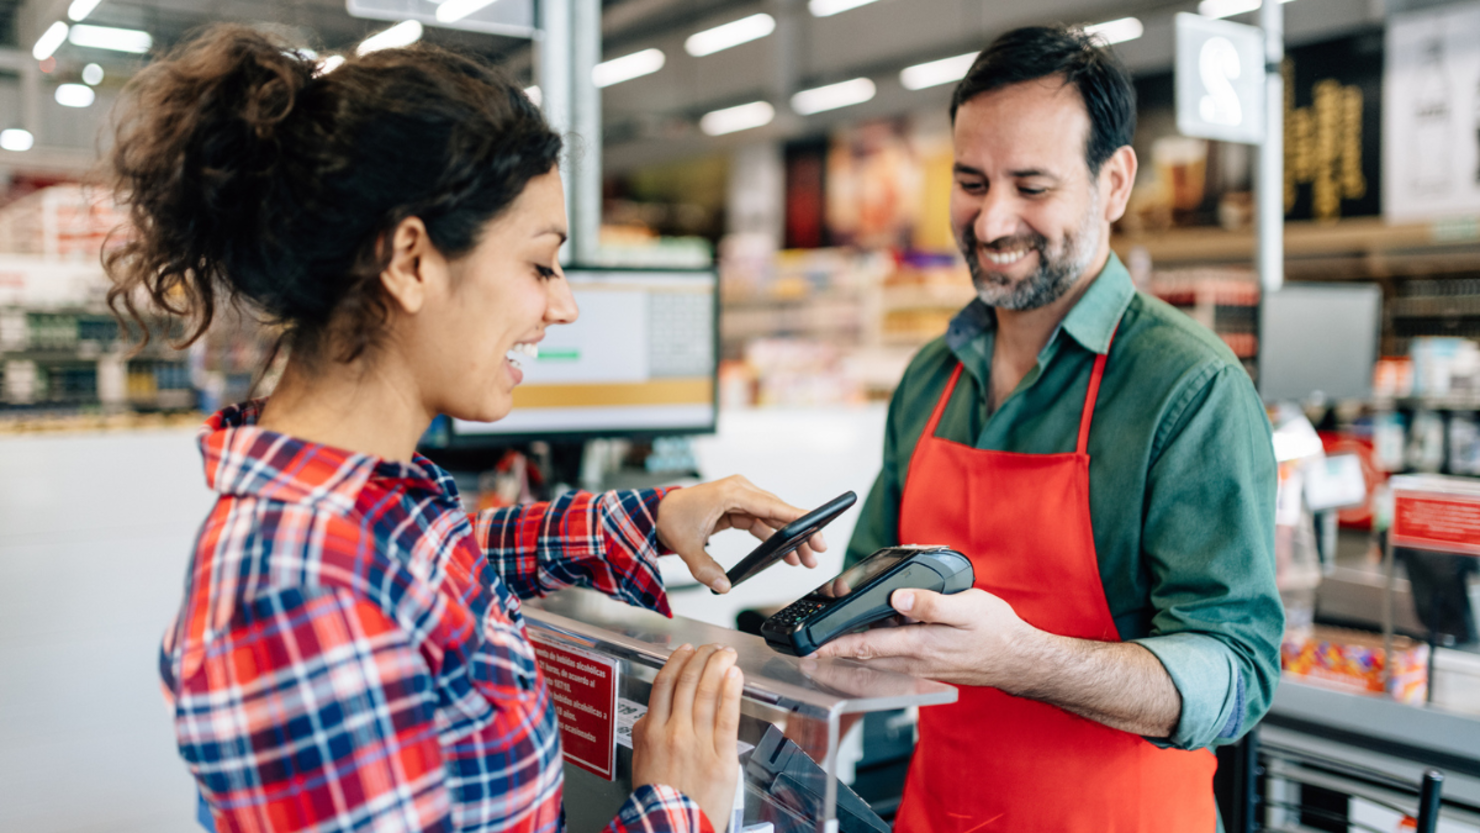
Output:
[1259, 282, 1382, 403]
[449, 267, 717, 441]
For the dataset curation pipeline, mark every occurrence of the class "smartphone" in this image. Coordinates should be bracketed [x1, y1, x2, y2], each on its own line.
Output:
[760, 545, 974, 655]
[719, 491, 858, 592]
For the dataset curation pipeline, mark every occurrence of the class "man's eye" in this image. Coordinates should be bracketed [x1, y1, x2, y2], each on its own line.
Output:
[957, 180, 986, 192]
[1019, 187, 1047, 196]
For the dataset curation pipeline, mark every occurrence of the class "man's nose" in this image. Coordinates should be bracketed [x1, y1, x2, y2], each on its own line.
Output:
[974, 188, 1020, 246]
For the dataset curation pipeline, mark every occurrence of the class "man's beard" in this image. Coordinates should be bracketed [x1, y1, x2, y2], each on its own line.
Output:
[958, 204, 1101, 312]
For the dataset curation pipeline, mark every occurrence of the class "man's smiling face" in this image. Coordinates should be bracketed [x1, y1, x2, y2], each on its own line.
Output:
[950, 75, 1106, 311]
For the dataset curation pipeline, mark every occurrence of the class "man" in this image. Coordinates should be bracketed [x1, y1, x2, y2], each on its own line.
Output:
[816, 25, 1283, 831]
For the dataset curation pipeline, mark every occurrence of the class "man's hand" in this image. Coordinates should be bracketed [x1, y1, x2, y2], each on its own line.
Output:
[656, 475, 826, 593]
[815, 587, 1184, 737]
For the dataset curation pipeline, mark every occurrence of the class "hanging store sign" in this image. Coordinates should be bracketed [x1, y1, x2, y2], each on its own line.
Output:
[530, 633, 621, 780]
[345, 0, 536, 38]
[1175, 13, 1266, 145]
[1385, 1, 1480, 223]
[1389, 474, 1480, 556]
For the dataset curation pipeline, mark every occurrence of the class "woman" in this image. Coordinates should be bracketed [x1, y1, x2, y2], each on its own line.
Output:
[106, 27, 822, 833]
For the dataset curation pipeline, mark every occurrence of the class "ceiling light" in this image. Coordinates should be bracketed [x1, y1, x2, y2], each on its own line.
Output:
[82, 63, 103, 85]
[900, 51, 977, 91]
[592, 48, 665, 88]
[316, 55, 345, 75]
[436, 0, 499, 24]
[33, 22, 69, 61]
[55, 83, 95, 107]
[791, 77, 875, 115]
[701, 101, 775, 135]
[1198, 0, 1294, 18]
[808, 0, 879, 17]
[1084, 17, 1144, 46]
[357, 20, 422, 55]
[0, 129, 35, 152]
[66, 0, 103, 22]
[68, 24, 152, 54]
[524, 85, 542, 106]
[685, 13, 775, 57]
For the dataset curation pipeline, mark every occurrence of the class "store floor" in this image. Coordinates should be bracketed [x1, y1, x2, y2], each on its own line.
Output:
[0, 405, 887, 832]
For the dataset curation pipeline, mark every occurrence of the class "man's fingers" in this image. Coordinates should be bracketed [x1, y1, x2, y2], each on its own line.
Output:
[892, 587, 982, 627]
[813, 624, 929, 662]
[714, 665, 743, 755]
[648, 644, 693, 721]
[690, 646, 736, 734]
[678, 547, 730, 593]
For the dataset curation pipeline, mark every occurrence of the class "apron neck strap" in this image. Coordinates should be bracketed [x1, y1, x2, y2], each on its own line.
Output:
[925, 363, 965, 439]
[1075, 326, 1119, 455]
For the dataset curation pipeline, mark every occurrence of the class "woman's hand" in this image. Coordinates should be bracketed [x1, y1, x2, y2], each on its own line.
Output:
[632, 645, 744, 833]
[656, 475, 826, 593]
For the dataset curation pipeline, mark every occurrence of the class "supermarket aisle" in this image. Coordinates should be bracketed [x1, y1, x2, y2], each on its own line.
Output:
[0, 428, 212, 833]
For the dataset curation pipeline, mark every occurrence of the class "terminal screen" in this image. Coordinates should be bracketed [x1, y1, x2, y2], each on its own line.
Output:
[451, 268, 716, 439]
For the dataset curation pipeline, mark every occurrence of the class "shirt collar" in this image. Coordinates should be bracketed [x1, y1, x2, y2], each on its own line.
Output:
[199, 400, 451, 511]
[944, 251, 1134, 357]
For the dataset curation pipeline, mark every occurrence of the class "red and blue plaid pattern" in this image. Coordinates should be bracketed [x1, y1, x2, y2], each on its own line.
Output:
[160, 401, 710, 833]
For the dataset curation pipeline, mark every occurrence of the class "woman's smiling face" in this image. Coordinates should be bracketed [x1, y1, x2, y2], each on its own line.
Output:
[404, 168, 578, 424]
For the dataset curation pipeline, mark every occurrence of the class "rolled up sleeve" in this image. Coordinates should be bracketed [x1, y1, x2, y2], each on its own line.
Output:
[1132, 363, 1283, 750]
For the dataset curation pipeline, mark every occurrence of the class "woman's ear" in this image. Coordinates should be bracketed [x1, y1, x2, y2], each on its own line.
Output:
[380, 217, 446, 315]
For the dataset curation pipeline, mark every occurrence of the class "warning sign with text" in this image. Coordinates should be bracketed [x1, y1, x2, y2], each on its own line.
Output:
[1392, 493, 1480, 556]
[530, 634, 620, 780]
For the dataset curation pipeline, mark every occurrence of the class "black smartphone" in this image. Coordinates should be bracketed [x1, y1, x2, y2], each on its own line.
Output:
[719, 491, 858, 592]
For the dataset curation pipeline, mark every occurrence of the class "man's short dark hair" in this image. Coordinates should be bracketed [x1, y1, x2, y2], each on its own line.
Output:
[951, 25, 1136, 176]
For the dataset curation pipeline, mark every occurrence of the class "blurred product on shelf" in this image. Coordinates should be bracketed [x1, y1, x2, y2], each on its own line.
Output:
[1281, 624, 1430, 704]
[0, 184, 127, 260]
[1409, 336, 1480, 399]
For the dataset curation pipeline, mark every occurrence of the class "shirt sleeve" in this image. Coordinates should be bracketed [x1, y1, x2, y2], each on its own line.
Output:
[606, 785, 714, 833]
[1130, 362, 1284, 751]
[474, 488, 674, 615]
[178, 586, 452, 833]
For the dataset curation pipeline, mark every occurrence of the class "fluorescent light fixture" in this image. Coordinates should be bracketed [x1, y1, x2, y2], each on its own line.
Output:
[685, 13, 775, 57]
[0, 129, 35, 152]
[592, 48, 665, 88]
[524, 85, 542, 106]
[900, 51, 977, 91]
[791, 77, 875, 115]
[316, 55, 345, 75]
[701, 101, 775, 135]
[808, 0, 879, 17]
[357, 20, 422, 55]
[55, 83, 95, 107]
[436, 0, 499, 24]
[82, 62, 103, 85]
[33, 22, 69, 61]
[1198, 0, 1293, 18]
[1084, 17, 1144, 46]
[68, 24, 152, 54]
[67, 0, 103, 22]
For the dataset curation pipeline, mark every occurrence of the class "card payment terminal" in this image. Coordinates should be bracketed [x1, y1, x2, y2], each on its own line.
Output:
[761, 545, 974, 655]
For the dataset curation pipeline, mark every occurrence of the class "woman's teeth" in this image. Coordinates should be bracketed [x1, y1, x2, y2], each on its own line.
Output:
[985, 248, 1030, 265]
[506, 342, 539, 369]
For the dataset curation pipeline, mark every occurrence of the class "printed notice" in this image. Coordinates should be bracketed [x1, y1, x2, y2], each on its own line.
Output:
[1393, 494, 1480, 556]
[530, 635, 620, 780]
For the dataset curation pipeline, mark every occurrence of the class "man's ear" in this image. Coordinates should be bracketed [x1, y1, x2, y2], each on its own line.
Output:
[1099, 145, 1138, 224]
[380, 217, 443, 316]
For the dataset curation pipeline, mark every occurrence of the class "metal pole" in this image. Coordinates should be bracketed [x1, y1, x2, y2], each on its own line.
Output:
[536, 0, 574, 263]
[1257, 0, 1284, 294]
[571, 0, 602, 265]
[1416, 770, 1445, 833]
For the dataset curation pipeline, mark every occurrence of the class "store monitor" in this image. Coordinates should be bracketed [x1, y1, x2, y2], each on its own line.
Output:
[448, 267, 717, 442]
[1259, 282, 1381, 403]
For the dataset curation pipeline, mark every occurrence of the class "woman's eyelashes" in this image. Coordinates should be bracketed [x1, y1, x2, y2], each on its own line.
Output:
[534, 264, 558, 280]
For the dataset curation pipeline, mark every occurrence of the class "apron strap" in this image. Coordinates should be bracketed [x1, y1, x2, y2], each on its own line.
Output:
[925, 363, 966, 440]
[1075, 328, 1119, 455]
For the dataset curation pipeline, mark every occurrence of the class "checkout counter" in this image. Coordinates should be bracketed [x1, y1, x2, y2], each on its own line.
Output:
[523, 588, 957, 833]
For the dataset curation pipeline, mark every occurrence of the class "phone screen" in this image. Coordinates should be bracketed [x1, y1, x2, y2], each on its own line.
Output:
[813, 549, 910, 599]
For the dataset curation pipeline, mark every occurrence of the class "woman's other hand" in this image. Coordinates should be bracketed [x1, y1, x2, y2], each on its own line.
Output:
[632, 645, 745, 833]
[656, 475, 826, 593]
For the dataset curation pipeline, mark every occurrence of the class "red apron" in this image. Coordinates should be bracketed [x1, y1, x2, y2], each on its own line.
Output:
[892, 347, 1217, 833]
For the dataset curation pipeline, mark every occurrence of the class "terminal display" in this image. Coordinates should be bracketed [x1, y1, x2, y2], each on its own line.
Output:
[451, 267, 717, 441]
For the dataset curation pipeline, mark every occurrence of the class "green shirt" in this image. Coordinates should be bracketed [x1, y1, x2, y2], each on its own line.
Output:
[847, 253, 1283, 751]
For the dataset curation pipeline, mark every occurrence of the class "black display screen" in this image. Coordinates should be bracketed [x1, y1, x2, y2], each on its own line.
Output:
[813, 549, 909, 598]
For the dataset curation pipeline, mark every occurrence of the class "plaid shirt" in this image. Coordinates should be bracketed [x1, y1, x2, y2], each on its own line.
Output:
[160, 401, 712, 833]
